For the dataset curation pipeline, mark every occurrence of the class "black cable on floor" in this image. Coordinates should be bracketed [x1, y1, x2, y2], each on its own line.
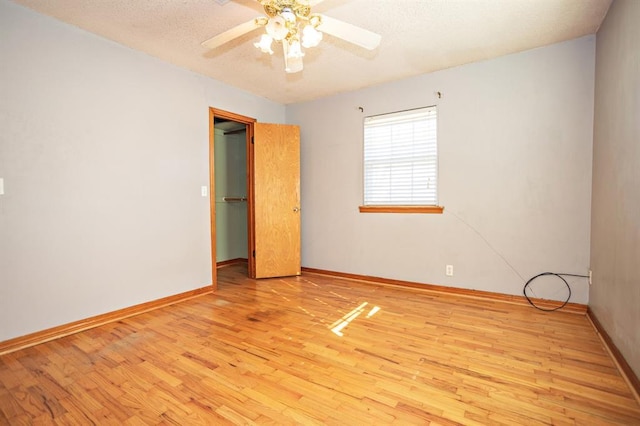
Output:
[523, 272, 589, 312]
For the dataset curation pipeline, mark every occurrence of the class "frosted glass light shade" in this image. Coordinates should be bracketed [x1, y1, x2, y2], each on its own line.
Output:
[285, 56, 304, 73]
[283, 40, 304, 73]
[302, 24, 323, 48]
[265, 15, 289, 41]
[254, 34, 274, 54]
[287, 40, 304, 59]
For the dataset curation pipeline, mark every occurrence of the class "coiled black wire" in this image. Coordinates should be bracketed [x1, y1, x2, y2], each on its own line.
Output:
[523, 272, 589, 312]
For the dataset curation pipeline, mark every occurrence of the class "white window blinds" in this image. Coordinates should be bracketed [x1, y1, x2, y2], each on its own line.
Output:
[363, 106, 438, 206]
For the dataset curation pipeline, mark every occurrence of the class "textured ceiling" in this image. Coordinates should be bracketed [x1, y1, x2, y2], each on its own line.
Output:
[11, 0, 612, 104]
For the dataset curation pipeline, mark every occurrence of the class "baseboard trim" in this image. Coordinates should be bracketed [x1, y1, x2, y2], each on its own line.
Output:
[0, 286, 213, 356]
[587, 308, 640, 403]
[301, 267, 587, 314]
[217, 258, 248, 268]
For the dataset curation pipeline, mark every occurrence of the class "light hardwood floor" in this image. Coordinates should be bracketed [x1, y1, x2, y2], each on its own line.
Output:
[1, 263, 639, 425]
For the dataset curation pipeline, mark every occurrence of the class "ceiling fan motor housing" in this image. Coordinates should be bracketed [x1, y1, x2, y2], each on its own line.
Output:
[262, 0, 312, 20]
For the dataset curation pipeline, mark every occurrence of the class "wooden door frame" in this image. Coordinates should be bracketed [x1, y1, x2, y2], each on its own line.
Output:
[209, 108, 257, 290]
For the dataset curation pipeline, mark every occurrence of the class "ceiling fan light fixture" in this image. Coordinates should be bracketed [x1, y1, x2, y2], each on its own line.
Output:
[283, 39, 304, 73]
[265, 15, 288, 41]
[201, 0, 382, 75]
[285, 57, 304, 73]
[254, 34, 274, 54]
[284, 53, 304, 73]
[280, 7, 296, 23]
[287, 39, 304, 59]
[301, 24, 322, 48]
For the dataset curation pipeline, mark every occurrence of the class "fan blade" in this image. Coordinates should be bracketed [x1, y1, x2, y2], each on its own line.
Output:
[201, 18, 262, 50]
[316, 15, 381, 50]
[294, 0, 326, 6]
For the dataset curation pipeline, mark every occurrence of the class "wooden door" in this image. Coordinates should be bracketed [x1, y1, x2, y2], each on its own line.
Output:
[252, 123, 301, 278]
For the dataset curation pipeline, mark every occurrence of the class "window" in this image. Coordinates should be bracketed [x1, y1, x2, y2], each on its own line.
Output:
[361, 106, 442, 213]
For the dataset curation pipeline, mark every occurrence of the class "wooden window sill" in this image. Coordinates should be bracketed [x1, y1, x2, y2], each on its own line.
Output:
[359, 205, 444, 214]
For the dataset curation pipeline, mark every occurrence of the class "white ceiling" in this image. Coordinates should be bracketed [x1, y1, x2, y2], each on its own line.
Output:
[11, 0, 612, 104]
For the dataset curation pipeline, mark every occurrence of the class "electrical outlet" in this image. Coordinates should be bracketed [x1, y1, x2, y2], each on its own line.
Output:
[589, 269, 592, 285]
[201, 186, 208, 197]
[446, 265, 454, 276]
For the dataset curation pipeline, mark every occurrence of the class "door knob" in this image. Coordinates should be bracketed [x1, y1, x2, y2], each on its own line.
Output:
[293, 207, 300, 212]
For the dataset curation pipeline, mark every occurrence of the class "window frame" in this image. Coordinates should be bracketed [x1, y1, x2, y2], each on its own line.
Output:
[359, 106, 443, 214]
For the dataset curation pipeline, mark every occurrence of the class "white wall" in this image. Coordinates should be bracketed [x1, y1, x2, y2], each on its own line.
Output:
[591, 0, 640, 378]
[0, 0, 285, 341]
[288, 36, 595, 304]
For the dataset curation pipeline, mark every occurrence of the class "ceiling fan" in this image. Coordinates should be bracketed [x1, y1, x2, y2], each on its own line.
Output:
[201, 0, 382, 73]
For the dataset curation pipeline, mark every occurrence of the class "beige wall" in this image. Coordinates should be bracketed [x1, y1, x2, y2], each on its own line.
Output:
[591, 0, 640, 377]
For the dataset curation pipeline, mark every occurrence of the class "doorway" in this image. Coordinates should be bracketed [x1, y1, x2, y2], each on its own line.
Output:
[209, 108, 301, 289]
[213, 118, 248, 264]
[209, 108, 255, 289]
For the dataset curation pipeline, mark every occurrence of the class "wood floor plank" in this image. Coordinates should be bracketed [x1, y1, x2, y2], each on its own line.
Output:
[1, 263, 639, 424]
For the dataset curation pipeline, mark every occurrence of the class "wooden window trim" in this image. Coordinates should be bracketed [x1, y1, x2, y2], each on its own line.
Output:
[359, 205, 444, 214]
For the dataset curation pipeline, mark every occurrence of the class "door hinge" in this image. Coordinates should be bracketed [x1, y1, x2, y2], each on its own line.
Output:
[252, 250, 256, 258]
[251, 136, 254, 144]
